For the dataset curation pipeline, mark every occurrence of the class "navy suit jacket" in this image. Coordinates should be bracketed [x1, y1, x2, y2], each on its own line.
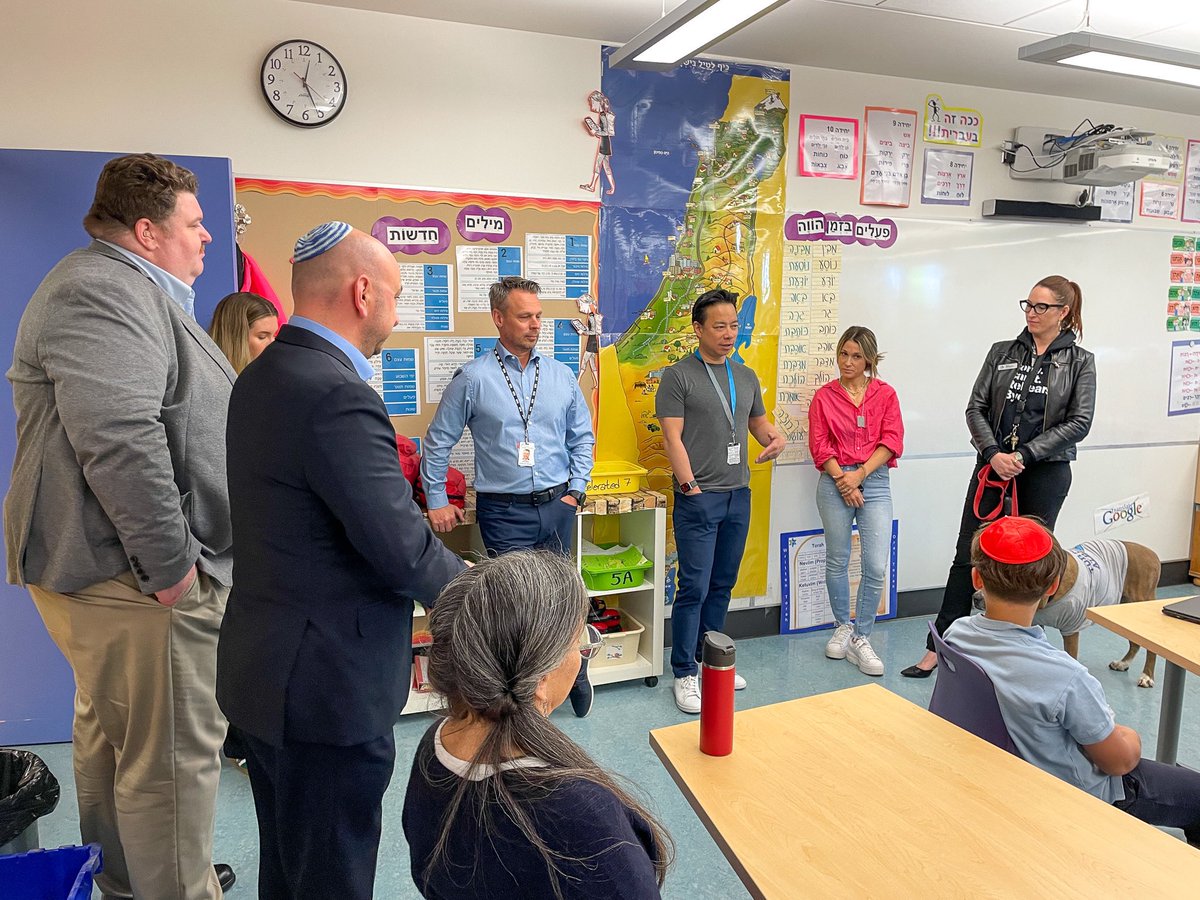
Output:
[217, 325, 465, 746]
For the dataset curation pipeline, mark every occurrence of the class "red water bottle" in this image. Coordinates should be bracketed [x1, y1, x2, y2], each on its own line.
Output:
[699, 632, 736, 757]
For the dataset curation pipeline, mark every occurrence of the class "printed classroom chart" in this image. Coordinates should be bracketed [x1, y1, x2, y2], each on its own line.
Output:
[861, 108, 916, 207]
[395, 263, 453, 332]
[799, 115, 859, 179]
[456, 245, 523, 311]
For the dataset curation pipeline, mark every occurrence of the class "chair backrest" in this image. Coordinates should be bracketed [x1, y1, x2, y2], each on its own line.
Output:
[927, 622, 1021, 757]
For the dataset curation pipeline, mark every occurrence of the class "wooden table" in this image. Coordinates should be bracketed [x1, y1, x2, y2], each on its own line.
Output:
[649, 684, 1200, 898]
[1087, 597, 1200, 764]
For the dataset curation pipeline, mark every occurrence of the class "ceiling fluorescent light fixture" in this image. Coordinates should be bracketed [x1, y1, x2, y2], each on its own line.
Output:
[610, 0, 791, 71]
[1019, 31, 1200, 88]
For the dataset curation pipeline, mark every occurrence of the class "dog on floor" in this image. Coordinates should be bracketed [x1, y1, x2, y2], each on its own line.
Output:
[1036, 540, 1160, 688]
[974, 539, 1163, 686]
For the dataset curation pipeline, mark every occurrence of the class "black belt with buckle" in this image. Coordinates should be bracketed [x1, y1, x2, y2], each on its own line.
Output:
[478, 482, 568, 506]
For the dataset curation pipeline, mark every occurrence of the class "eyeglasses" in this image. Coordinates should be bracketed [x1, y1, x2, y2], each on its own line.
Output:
[579, 627, 605, 660]
[1019, 300, 1067, 315]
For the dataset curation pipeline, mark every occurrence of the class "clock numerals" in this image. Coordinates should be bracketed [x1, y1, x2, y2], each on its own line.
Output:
[260, 39, 346, 129]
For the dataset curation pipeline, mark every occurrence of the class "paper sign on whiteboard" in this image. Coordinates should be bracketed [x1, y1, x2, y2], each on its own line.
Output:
[1182, 141, 1200, 224]
[1159, 136, 1186, 183]
[1094, 493, 1150, 534]
[920, 148, 973, 206]
[860, 107, 917, 207]
[923, 94, 982, 147]
[1095, 182, 1135, 223]
[1141, 181, 1181, 219]
[1169, 338, 1200, 415]
[799, 115, 859, 179]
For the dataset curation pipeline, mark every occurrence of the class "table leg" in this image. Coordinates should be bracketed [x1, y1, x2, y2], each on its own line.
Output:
[1156, 661, 1186, 765]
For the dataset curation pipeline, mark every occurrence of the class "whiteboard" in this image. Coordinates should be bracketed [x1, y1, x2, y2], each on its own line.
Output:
[834, 219, 1200, 457]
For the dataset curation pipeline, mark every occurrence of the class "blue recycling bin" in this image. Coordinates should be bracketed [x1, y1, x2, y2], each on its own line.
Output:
[0, 844, 103, 900]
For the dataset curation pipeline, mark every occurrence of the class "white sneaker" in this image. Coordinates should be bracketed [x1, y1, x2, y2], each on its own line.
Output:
[673, 675, 701, 714]
[825, 623, 854, 660]
[698, 668, 748, 690]
[847, 635, 884, 676]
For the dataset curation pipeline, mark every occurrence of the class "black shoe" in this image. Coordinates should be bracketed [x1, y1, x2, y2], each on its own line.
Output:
[570, 626, 599, 718]
[900, 664, 936, 679]
[216, 863, 236, 892]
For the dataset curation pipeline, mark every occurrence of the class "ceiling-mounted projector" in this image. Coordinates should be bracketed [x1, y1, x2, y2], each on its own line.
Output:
[1061, 140, 1171, 186]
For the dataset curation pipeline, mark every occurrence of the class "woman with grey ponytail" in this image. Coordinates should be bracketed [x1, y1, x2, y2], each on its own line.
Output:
[402, 550, 673, 898]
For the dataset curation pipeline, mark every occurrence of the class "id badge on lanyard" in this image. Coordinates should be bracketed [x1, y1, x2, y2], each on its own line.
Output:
[698, 352, 740, 466]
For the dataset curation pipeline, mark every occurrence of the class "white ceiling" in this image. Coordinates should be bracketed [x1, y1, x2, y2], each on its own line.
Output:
[299, 0, 1200, 114]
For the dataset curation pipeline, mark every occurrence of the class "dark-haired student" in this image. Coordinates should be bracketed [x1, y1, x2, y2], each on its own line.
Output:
[946, 516, 1200, 844]
[656, 288, 785, 714]
[403, 550, 673, 899]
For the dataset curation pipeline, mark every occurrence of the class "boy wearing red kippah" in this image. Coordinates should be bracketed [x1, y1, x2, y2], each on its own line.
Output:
[945, 515, 1200, 844]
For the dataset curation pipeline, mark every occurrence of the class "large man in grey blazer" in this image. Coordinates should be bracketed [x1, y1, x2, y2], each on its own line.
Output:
[5, 154, 236, 900]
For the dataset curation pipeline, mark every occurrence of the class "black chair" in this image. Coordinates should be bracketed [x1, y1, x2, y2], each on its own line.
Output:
[927, 622, 1020, 757]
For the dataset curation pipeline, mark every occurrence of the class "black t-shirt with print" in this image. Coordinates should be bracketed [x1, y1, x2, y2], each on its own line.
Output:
[996, 356, 1048, 451]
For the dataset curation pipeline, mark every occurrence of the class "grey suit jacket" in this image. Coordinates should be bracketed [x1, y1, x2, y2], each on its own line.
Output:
[5, 241, 235, 594]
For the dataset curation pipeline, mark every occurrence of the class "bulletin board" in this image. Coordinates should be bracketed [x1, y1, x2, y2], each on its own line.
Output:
[234, 178, 600, 479]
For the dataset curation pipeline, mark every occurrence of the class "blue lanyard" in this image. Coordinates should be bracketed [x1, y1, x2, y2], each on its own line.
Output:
[694, 351, 737, 435]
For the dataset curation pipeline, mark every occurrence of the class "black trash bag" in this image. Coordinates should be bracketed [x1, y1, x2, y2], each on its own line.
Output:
[0, 749, 60, 846]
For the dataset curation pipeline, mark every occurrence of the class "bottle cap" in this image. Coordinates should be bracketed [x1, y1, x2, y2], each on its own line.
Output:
[702, 631, 736, 669]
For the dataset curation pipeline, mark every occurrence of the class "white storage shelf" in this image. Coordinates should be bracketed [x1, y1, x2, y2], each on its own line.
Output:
[401, 501, 667, 715]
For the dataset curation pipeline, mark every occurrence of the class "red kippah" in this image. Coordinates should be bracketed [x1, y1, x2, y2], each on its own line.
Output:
[978, 516, 1052, 564]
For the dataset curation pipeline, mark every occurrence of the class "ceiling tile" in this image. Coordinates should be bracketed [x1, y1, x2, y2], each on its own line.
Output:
[1008, 0, 1191, 39]
[1137, 21, 1200, 52]
[876, 0, 1062, 28]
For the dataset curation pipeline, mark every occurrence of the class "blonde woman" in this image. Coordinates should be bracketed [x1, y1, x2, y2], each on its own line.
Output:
[208, 292, 278, 374]
[808, 326, 904, 676]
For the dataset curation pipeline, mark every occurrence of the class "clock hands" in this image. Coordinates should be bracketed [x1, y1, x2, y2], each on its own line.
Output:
[292, 68, 323, 110]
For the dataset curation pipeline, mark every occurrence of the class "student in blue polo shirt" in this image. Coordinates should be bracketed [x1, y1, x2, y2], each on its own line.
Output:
[946, 516, 1200, 843]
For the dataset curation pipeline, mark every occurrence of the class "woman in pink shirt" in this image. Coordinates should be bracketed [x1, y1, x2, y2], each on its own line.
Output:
[807, 327, 904, 676]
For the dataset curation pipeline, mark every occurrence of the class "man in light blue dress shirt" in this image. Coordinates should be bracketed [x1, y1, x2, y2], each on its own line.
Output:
[422, 276, 597, 714]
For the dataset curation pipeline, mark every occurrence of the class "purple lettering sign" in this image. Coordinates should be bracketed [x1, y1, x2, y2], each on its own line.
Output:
[784, 211, 898, 248]
[371, 216, 451, 255]
[456, 205, 512, 243]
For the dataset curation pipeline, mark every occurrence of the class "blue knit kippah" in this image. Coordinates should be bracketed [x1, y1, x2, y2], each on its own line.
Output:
[293, 221, 352, 263]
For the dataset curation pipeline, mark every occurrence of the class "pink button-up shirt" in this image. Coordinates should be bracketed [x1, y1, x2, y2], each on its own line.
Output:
[808, 378, 905, 470]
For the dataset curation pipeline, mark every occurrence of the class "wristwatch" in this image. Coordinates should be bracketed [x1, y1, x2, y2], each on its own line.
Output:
[567, 489, 587, 506]
[679, 479, 699, 492]
[1013, 451, 1025, 465]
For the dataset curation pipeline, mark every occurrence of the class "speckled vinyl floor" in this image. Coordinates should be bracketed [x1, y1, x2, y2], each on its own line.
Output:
[22, 587, 1200, 898]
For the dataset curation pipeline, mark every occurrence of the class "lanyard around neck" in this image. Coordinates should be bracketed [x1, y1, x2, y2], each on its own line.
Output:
[494, 347, 540, 441]
[695, 351, 736, 437]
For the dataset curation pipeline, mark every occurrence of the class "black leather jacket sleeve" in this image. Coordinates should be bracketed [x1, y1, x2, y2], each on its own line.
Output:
[966, 343, 1004, 459]
[1023, 348, 1096, 463]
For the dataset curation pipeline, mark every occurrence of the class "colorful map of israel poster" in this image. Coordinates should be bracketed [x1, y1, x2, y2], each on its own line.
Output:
[592, 48, 789, 603]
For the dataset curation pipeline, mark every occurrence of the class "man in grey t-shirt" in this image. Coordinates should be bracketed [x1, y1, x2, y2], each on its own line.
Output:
[656, 289, 785, 714]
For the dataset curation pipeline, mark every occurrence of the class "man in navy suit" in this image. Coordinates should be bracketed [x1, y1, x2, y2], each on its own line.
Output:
[217, 222, 465, 900]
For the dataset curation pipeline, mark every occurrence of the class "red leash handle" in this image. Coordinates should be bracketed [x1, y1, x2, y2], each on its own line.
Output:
[973, 464, 1019, 522]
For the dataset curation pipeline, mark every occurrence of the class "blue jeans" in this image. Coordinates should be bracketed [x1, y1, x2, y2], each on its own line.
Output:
[814, 466, 892, 638]
[671, 487, 751, 678]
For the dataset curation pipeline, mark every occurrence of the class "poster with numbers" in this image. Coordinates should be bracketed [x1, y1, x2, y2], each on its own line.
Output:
[860, 107, 916, 207]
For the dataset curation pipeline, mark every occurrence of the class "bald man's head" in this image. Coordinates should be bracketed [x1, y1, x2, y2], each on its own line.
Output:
[291, 228, 400, 357]
[292, 229, 396, 312]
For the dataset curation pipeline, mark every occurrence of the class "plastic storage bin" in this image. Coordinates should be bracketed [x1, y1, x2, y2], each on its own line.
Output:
[592, 610, 645, 669]
[580, 544, 653, 592]
[0, 844, 102, 900]
[586, 460, 647, 496]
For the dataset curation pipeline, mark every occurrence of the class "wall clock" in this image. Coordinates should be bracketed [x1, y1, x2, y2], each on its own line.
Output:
[261, 39, 346, 128]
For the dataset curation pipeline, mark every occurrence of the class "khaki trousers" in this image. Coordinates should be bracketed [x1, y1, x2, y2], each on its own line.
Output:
[30, 572, 229, 900]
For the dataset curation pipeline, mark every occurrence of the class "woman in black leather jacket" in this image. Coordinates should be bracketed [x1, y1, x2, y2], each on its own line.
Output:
[902, 275, 1096, 677]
